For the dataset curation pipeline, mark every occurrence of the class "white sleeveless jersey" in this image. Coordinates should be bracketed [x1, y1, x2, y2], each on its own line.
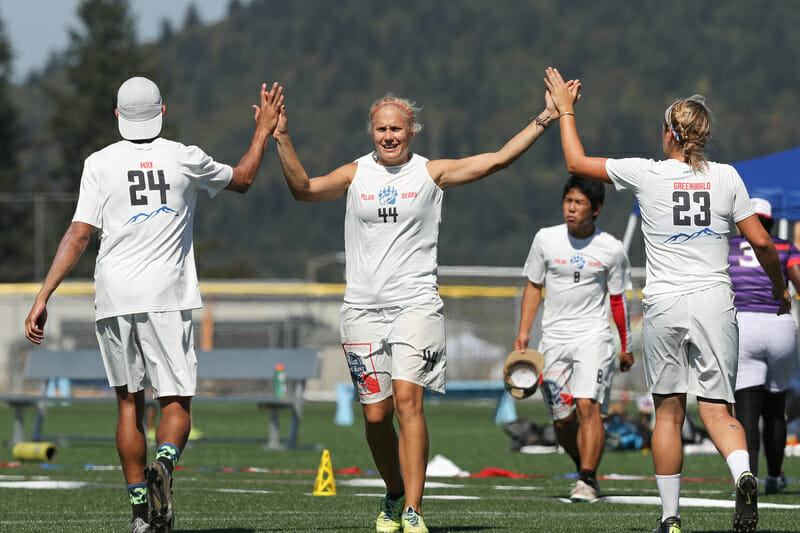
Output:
[344, 153, 443, 307]
[606, 158, 754, 302]
[72, 138, 233, 320]
[523, 224, 631, 343]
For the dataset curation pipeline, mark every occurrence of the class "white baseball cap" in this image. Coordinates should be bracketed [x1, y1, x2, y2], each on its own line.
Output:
[116, 77, 163, 140]
[751, 197, 772, 219]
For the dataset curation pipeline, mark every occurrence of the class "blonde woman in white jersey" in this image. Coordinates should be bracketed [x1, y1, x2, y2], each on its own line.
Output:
[545, 67, 789, 533]
[272, 84, 577, 533]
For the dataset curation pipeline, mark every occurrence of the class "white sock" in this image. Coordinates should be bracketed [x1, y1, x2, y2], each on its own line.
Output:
[725, 449, 751, 483]
[656, 473, 681, 521]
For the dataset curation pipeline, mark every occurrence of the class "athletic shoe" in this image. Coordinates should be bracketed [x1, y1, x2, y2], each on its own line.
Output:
[376, 494, 405, 533]
[733, 471, 758, 533]
[145, 460, 174, 532]
[130, 517, 153, 533]
[400, 506, 429, 533]
[569, 479, 597, 502]
[765, 473, 787, 495]
[653, 516, 681, 533]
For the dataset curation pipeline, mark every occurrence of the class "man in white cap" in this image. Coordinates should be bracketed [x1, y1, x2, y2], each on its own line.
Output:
[25, 77, 284, 533]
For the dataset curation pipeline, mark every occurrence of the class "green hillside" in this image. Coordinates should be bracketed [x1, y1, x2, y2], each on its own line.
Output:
[10, 0, 800, 280]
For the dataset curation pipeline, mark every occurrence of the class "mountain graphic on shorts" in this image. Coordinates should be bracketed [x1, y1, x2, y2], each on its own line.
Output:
[123, 206, 178, 227]
[663, 227, 722, 244]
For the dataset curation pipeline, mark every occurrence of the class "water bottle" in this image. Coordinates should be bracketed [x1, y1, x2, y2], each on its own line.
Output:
[274, 363, 286, 399]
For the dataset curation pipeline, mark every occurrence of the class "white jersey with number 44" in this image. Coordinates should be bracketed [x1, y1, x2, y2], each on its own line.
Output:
[72, 138, 233, 320]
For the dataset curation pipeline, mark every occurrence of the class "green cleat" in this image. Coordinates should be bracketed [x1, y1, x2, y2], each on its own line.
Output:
[401, 506, 428, 533]
[376, 494, 405, 533]
[653, 516, 681, 533]
[733, 471, 758, 533]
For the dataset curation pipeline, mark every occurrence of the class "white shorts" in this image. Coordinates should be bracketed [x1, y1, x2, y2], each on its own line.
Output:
[736, 311, 797, 392]
[340, 296, 447, 404]
[539, 336, 616, 421]
[642, 286, 738, 402]
[95, 310, 197, 398]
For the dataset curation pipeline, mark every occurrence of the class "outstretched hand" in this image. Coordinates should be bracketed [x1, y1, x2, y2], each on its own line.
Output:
[544, 67, 581, 115]
[273, 105, 288, 140]
[252, 82, 284, 133]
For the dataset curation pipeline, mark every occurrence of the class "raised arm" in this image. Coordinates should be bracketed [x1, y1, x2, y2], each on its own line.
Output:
[25, 222, 94, 344]
[737, 214, 791, 314]
[426, 82, 579, 190]
[225, 82, 284, 193]
[272, 106, 354, 202]
[544, 67, 611, 183]
[514, 281, 543, 352]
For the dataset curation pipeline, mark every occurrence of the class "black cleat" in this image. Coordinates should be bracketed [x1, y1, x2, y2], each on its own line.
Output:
[733, 471, 758, 533]
[145, 460, 174, 532]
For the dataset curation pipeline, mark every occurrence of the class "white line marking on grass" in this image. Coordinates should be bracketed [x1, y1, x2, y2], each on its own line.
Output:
[492, 485, 542, 490]
[0, 480, 109, 489]
[354, 492, 480, 501]
[340, 479, 465, 489]
[215, 488, 274, 494]
[598, 495, 800, 509]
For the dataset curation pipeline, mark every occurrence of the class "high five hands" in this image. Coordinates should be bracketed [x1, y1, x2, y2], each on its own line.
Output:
[544, 67, 582, 115]
[252, 82, 284, 133]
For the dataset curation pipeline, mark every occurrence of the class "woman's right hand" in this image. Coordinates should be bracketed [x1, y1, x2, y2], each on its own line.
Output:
[544, 67, 580, 114]
[273, 105, 288, 140]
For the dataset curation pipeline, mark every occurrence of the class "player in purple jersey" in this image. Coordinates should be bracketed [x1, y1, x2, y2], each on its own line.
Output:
[729, 198, 800, 494]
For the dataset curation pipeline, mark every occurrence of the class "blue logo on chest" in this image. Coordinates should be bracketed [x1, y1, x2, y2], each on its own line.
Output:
[569, 254, 586, 270]
[378, 186, 398, 205]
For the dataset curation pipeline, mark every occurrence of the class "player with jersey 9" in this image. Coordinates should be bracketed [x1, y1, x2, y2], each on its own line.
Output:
[514, 175, 633, 503]
[545, 66, 789, 533]
[728, 197, 800, 495]
[272, 81, 579, 532]
[24, 77, 284, 533]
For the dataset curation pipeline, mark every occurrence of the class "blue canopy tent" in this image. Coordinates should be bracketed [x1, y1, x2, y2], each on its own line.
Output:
[733, 145, 800, 222]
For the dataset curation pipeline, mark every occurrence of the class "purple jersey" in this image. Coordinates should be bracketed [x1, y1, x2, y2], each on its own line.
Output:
[729, 235, 800, 313]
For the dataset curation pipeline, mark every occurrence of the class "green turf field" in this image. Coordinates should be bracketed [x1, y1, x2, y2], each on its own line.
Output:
[1, 400, 798, 532]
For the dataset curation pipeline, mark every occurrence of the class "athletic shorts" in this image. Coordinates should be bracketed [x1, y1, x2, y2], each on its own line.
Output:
[642, 285, 738, 402]
[539, 336, 616, 421]
[340, 296, 447, 404]
[95, 310, 197, 398]
[736, 311, 797, 392]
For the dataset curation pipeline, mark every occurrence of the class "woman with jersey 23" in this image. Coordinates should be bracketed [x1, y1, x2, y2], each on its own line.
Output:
[271, 81, 578, 533]
[544, 67, 789, 533]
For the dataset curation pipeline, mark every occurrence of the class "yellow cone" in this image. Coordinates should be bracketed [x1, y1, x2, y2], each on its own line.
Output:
[312, 448, 336, 496]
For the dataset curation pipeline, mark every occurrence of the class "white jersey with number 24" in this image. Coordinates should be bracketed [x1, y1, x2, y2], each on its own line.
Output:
[72, 138, 233, 320]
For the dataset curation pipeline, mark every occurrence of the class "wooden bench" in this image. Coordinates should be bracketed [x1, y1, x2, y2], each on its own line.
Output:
[1, 348, 320, 450]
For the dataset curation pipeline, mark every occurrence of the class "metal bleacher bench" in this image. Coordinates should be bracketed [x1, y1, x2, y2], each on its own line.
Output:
[1, 348, 320, 450]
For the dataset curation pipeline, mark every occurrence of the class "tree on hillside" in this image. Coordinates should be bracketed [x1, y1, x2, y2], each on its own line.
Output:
[0, 17, 18, 190]
[46, 0, 157, 190]
[0, 15, 26, 281]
